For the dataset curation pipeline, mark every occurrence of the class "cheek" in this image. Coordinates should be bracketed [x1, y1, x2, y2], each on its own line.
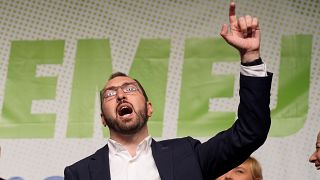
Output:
[130, 97, 147, 110]
[102, 102, 116, 116]
[316, 151, 320, 160]
[234, 172, 251, 179]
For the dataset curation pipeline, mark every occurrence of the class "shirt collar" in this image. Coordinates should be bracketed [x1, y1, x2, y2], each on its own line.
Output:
[108, 136, 152, 155]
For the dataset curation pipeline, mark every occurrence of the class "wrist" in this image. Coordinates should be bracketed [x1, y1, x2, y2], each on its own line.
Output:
[241, 57, 263, 66]
[240, 50, 260, 63]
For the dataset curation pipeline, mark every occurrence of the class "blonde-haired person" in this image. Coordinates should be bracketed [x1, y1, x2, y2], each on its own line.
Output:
[309, 131, 320, 170]
[0, 146, 4, 180]
[216, 157, 263, 180]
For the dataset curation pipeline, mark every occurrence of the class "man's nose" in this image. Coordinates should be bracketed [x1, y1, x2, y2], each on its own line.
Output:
[116, 88, 127, 102]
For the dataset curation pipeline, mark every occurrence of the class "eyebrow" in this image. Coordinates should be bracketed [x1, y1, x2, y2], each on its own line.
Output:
[104, 82, 137, 91]
[233, 166, 247, 172]
[234, 167, 246, 171]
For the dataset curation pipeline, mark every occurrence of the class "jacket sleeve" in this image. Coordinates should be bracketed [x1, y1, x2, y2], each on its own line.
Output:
[195, 73, 273, 180]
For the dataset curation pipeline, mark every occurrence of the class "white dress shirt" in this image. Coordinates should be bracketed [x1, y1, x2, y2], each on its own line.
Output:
[240, 63, 267, 77]
[108, 136, 161, 180]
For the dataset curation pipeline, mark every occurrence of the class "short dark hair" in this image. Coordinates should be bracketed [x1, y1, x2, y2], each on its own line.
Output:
[108, 72, 128, 81]
[100, 72, 149, 112]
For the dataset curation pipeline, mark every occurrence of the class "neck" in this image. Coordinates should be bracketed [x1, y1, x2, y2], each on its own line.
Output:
[109, 126, 149, 156]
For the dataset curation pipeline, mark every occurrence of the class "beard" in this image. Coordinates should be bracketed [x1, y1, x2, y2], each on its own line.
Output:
[103, 103, 148, 135]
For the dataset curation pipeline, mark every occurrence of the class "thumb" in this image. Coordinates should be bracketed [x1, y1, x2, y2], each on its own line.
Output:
[254, 25, 261, 40]
[220, 24, 230, 40]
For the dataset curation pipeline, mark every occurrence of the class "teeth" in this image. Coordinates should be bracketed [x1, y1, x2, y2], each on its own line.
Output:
[121, 104, 129, 108]
[118, 104, 132, 116]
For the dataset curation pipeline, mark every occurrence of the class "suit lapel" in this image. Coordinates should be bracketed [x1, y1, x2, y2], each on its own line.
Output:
[88, 144, 111, 180]
[151, 139, 174, 180]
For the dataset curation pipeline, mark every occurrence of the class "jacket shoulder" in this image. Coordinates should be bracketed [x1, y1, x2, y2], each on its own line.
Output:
[64, 145, 108, 173]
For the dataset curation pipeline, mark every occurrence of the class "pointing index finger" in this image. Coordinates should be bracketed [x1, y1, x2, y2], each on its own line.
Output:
[229, 1, 237, 25]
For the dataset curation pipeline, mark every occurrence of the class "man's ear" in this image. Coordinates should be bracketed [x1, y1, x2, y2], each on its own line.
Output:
[147, 101, 153, 117]
[101, 113, 107, 127]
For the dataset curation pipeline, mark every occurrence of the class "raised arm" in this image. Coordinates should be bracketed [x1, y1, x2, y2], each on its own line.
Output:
[194, 1, 272, 179]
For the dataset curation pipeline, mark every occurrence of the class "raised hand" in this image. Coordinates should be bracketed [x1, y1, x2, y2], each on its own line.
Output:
[220, 1, 260, 63]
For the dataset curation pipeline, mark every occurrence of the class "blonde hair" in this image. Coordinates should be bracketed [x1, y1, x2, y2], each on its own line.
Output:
[246, 157, 263, 180]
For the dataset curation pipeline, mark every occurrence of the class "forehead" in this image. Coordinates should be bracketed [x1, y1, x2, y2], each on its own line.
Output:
[238, 161, 251, 170]
[317, 132, 320, 141]
[105, 76, 136, 88]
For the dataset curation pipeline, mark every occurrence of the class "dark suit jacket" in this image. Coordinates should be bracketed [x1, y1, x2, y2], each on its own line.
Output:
[64, 74, 272, 180]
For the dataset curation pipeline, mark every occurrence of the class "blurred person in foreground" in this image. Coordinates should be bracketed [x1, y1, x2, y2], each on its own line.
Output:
[0, 146, 5, 180]
[216, 157, 263, 180]
[309, 130, 320, 170]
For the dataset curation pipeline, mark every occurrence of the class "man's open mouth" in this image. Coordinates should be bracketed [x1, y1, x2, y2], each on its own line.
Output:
[117, 104, 133, 116]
